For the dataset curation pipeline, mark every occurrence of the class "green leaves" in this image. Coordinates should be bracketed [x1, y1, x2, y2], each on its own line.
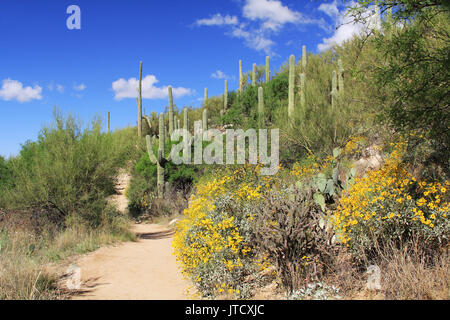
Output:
[313, 192, 326, 212]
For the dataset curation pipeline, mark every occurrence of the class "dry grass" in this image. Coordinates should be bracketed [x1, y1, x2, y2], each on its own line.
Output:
[0, 212, 135, 300]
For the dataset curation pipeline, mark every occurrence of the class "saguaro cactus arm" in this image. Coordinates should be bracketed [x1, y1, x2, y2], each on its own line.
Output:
[258, 86, 264, 127]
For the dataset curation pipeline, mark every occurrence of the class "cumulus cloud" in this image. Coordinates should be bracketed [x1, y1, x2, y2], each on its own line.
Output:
[317, 2, 381, 51]
[242, 0, 301, 31]
[196, 13, 239, 26]
[112, 75, 192, 101]
[211, 70, 229, 79]
[0, 79, 42, 103]
[318, 0, 339, 17]
[73, 83, 86, 91]
[195, 0, 322, 55]
[47, 82, 65, 93]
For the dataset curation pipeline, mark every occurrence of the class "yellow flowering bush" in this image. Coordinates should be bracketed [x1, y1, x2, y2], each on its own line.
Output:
[172, 164, 280, 298]
[331, 141, 449, 261]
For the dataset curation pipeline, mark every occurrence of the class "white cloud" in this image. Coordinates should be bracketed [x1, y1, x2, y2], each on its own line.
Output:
[243, 0, 301, 31]
[0, 79, 42, 103]
[317, 2, 381, 51]
[195, 0, 324, 55]
[47, 82, 64, 93]
[196, 13, 239, 26]
[74, 83, 86, 91]
[318, 1, 339, 17]
[112, 75, 192, 101]
[211, 70, 229, 79]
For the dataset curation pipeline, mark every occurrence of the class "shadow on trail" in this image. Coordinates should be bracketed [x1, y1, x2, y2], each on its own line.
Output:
[136, 229, 174, 240]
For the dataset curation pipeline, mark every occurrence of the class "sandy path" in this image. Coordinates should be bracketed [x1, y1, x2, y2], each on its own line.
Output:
[72, 223, 190, 300]
[70, 169, 191, 300]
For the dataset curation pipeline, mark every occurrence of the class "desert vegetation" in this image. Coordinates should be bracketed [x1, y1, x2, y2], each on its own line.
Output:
[0, 0, 448, 300]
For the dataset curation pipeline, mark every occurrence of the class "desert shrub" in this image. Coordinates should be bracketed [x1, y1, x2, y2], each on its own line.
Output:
[173, 164, 280, 299]
[331, 140, 449, 263]
[253, 186, 337, 294]
[1, 109, 138, 228]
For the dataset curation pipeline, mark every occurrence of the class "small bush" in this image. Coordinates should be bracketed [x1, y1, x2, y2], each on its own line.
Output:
[253, 186, 337, 294]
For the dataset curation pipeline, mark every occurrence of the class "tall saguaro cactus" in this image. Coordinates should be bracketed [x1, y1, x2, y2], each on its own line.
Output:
[145, 113, 171, 198]
[202, 108, 208, 132]
[224, 79, 228, 113]
[107, 111, 110, 133]
[252, 63, 256, 86]
[288, 54, 296, 118]
[331, 70, 338, 109]
[204, 88, 208, 106]
[338, 59, 344, 96]
[137, 61, 143, 137]
[258, 86, 264, 127]
[239, 60, 243, 92]
[300, 73, 306, 113]
[302, 45, 307, 71]
[265, 56, 270, 83]
[168, 86, 174, 136]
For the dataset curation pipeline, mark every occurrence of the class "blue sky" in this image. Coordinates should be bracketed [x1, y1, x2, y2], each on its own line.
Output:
[0, 0, 363, 157]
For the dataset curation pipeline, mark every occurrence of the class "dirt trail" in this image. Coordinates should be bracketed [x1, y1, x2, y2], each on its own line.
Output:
[71, 169, 191, 300]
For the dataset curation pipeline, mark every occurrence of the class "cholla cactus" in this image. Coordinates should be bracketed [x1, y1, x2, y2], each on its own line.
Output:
[145, 113, 171, 198]
[288, 54, 296, 118]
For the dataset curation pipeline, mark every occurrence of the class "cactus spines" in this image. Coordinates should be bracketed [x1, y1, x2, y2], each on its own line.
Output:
[338, 59, 344, 96]
[239, 60, 243, 92]
[107, 111, 110, 133]
[288, 54, 296, 118]
[258, 86, 264, 127]
[137, 61, 143, 137]
[302, 45, 307, 71]
[202, 108, 208, 132]
[265, 56, 270, 83]
[168, 86, 174, 136]
[252, 63, 256, 86]
[331, 70, 337, 108]
[224, 79, 228, 113]
[146, 113, 172, 198]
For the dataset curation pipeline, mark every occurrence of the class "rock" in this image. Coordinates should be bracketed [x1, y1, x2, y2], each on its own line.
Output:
[353, 146, 383, 177]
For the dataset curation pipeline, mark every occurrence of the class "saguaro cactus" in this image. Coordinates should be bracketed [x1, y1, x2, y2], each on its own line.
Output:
[258, 86, 264, 127]
[300, 73, 306, 113]
[145, 113, 171, 198]
[239, 60, 243, 92]
[252, 63, 256, 86]
[265, 56, 270, 83]
[137, 61, 143, 137]
[223, 79, 228, 113]
[302, 45, 307, 71]
[331, 70, 337, 109]
[107, 111, 110, 133]
[288, 54, 296, 118]
[338, 59, 344, 96]
[168, 86, 174, 136]
[204, 88, 208, 106]
[202, 108, 208, 132]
